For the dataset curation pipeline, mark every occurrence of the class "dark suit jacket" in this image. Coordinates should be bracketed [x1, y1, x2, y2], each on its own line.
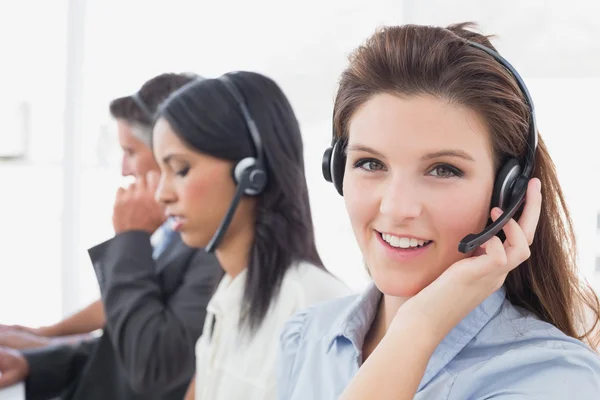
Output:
[22, 230, 223, 400]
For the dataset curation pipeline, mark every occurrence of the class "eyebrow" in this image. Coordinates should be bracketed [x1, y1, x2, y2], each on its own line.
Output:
[162, 153, 189, 164]
[345, 144, 385, 158]
[346, 144, 475, 162]
[421, 150, 475, 162]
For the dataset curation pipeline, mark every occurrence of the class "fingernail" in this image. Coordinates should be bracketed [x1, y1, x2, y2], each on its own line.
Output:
[535, 178, 541, 193]
[491, 207, 502, 218]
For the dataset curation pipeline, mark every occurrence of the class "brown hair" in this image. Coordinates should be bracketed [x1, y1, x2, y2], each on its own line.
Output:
[333, 22, 600, 348]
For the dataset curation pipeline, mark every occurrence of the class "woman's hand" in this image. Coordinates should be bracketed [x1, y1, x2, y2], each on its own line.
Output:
[394, 178, 543, 341]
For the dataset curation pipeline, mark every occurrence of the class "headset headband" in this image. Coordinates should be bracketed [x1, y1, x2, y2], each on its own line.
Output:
[218, 74, 264, 167]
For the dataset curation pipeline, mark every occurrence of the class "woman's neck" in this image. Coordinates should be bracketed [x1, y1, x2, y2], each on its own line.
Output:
[381, 294, 410, 330]
[362, 293, 410, 361]
[214, 223, 255, 280]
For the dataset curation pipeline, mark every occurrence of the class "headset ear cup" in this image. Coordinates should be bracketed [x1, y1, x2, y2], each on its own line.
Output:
[492, 158, 521, 210]
[330, 141, 346, 196]
[322, 147, 334, 182]
[233, 157, 265, 196]
[248, 168, 267, 195]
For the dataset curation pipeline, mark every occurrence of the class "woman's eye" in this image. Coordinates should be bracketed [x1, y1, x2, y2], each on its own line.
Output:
[175, 167, 190, 177]
[428, 164, 463, 178]
[354, 159, 385, 172]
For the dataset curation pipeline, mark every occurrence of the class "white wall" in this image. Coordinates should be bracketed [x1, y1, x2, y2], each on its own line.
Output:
[0, 0, 68, 326]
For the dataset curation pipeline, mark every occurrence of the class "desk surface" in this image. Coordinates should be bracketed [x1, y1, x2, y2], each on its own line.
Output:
[0, 383, 24, 400]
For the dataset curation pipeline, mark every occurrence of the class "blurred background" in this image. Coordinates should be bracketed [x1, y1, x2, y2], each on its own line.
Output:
[0, 0, 599, 327]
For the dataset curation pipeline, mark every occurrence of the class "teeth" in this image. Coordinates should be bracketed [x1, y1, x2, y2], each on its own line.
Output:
[381, 233, 430, 249]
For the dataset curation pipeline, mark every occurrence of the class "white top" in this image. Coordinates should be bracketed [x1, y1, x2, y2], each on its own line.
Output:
[194, 262, 352, 400]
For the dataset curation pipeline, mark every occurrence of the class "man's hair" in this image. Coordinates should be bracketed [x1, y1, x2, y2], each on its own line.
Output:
[109, 72, 199, 145]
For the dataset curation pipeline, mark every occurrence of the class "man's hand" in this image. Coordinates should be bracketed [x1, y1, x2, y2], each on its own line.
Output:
[0, 324, 41, 335]
[113, 171, 166, 234]
[0, 347, 29, 388]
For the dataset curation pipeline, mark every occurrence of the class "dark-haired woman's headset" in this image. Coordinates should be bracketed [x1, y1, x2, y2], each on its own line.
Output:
[204, 74, 268, 253]
[322, 41, 538, 254]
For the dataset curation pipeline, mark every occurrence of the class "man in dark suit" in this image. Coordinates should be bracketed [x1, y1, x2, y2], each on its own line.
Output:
[0, 73, 222, 399]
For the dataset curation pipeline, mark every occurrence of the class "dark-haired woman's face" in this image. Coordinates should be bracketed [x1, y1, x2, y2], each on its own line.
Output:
[152, 118, 256, 248]
[343, 93, 496, 299]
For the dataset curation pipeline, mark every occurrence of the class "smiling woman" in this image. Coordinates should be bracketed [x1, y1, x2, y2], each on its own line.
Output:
[278, 22, 600, 400]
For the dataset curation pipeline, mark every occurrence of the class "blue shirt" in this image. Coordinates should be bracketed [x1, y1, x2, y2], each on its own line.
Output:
[151, 220, 177, 260]
[278, 281, 600, 399]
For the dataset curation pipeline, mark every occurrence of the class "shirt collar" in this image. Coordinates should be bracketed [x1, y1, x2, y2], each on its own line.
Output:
[325, 281, 381, 353]
[325, 281, 507, 390]
[207, 269, 248, 316]
[150, 219, 172, 246]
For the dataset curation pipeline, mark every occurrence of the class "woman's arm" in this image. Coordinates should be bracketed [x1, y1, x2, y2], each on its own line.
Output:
[340, 315, 438, 400]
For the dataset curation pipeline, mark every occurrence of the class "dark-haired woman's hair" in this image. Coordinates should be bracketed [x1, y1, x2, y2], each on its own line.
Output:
[332, 22, 600, 348]
[157, 71, 324, 332]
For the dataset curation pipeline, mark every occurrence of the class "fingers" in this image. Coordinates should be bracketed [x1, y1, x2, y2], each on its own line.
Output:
[488, 178, 542, 272]
[517, 178, 543, 245]
[0, 349, 24, 388]
[479, 234, 507, 266]
[146, 171, 160, 195]
[496, 178, 542, 268]
[136, 174, 147, 192]
[491, 207, 531, 267]
[0, 367, 22, 387]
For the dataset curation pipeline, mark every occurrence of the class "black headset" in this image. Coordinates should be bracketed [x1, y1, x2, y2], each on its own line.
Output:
[322, 40, 538, 254]
[204, 74, 268, 253]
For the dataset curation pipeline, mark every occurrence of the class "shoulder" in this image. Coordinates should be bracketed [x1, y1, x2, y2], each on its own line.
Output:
[279, 262, 354, 307]
[454, 339, 600, 398]
[279, 292, 360, 351]
[450, 301, 600, 398]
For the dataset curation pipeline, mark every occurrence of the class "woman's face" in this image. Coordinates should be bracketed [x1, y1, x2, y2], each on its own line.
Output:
[153, 118, 255, 248]
[343, 94, 496, 298]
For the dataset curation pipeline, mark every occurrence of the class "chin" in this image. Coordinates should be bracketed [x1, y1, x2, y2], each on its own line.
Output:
[369, 263, 436, 299]
[179, 231, 209, 249]
[374, 277, 425, 298]
[364, 239, 454, 299]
